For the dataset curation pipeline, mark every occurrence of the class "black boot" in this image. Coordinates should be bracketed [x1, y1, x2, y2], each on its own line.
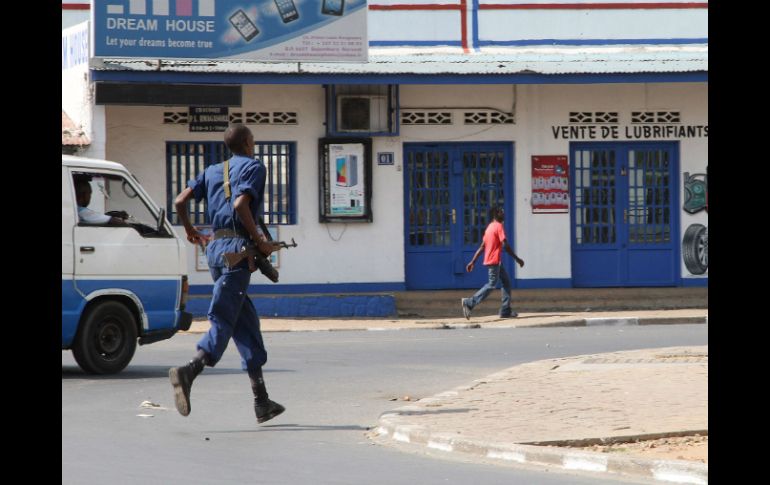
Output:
[169, 352, 207, 416]
[249, 368, 285, 424]
[255, 400, 286, 424]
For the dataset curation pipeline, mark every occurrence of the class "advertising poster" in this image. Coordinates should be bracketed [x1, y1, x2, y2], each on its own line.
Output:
[532, 155, 569, 213]
[93, 0, 368, 62]
[328, 143, 365, 216]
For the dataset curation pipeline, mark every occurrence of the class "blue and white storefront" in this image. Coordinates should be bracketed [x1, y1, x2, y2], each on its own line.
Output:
[66, 0, 708, 316]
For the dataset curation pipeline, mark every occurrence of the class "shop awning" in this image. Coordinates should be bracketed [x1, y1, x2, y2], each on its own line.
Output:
[91, 44, 707, 85]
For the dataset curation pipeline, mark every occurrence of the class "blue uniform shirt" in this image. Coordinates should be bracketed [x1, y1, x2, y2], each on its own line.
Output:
[188, 155, 267, 268]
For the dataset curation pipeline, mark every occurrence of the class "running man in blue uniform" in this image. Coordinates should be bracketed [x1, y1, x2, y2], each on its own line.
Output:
[169, 124, 285, 424]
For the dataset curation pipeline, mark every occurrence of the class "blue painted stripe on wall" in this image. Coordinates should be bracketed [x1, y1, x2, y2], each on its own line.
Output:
[478, 38, 708, 46]
[74, 279, 180, 330]
[189, 282, 406, 295]
[186, 295, 397, 318]
[681, 278, 708, 287]
[92, 71, 707, 85]
[515, 279, 574, 289]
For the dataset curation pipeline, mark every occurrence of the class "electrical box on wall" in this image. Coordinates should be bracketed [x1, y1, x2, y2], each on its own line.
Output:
[326, 85, 399, 136]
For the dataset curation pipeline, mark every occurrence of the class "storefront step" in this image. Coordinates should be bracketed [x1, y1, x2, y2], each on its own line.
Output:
[395, 288, 708, 318]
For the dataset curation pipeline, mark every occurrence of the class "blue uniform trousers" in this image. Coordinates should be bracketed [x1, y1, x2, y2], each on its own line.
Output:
[196, 265, 267, 373]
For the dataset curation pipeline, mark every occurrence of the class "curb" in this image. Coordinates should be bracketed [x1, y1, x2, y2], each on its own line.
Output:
[373, 404, 707, 485]
[182, 315, 707, 334]
[522, 316, 707, 329]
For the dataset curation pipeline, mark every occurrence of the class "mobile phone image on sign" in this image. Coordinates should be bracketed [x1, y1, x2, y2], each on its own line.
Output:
[322, 0, 344, 16]
[336, 157, 347, 186]
[229, 10, 259, 41]
[274, 0, 299, 23]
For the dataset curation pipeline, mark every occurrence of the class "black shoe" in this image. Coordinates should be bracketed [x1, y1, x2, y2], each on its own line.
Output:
[499, 311, 518, 318]
[255, 399, 286, 424]
[169, 365, 194, 416]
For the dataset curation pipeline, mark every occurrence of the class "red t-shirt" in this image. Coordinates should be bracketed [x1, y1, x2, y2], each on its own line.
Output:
[483, 220, 506, 265]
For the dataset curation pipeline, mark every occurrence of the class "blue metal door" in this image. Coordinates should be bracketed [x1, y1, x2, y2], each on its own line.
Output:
[404, 143, 514, 289]
[571, 142, 679, 287]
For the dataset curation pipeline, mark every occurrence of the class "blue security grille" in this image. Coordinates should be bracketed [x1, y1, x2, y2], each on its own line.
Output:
[406, 149, 451, 247]
[574, 148, 617, 245]
[166, 141, 296, 225]
[571, 142, 678, 287]
[628, 149, 671, 244]
[463, 149, 505, 246]
[256, 143, 294, 225]
[404, 143, 513, 290]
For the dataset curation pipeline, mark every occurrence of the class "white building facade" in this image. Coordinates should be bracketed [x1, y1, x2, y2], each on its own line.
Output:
[64, 1, 708, 313]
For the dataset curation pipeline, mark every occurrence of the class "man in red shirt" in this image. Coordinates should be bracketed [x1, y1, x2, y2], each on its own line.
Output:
[462, 207, 524, 319]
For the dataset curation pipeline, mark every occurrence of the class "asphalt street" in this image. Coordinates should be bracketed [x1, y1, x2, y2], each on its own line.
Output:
[62, 324, 707, 484]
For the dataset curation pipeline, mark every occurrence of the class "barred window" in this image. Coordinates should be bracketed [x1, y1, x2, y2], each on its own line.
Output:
[166, 141, 296, 225]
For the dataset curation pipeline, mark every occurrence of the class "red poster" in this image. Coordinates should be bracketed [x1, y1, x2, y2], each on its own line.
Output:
[532, 155, 569, 213]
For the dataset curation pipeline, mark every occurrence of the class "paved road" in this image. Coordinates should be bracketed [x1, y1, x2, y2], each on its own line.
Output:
[62, 324, 707, 484]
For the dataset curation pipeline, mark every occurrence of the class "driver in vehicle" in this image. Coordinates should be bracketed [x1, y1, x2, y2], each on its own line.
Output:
[74, 176, 127, 225]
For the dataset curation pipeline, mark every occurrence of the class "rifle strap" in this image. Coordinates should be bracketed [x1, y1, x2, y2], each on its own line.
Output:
[258, 216, 273, 242]
[223, 159, 231, 200]
[224, 157, 268, 243]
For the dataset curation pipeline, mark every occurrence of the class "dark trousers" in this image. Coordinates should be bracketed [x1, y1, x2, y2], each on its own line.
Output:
[197, 265, 267, 373]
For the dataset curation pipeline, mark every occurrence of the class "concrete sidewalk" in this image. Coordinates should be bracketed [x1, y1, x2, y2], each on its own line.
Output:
[372, 345, 707, 484]
[183, 308, 707, 333]
[182, 309, 708, 483]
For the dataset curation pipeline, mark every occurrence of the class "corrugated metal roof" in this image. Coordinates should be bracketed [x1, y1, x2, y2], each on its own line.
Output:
[91, 45, 707, 75]
[62, 111, 90, 146]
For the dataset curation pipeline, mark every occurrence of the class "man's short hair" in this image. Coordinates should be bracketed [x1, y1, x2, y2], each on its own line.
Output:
[489, 206, 503, 219]
[224, 124, 252, 153]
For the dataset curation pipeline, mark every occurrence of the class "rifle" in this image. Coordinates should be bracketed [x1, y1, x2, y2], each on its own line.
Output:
[223, 238, 298, 282]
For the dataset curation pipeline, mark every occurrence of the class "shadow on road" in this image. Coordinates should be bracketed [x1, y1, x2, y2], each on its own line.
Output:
[205, 424, 370, 433]
[61, 366, 296, 380]
[513, 314, 572, 319]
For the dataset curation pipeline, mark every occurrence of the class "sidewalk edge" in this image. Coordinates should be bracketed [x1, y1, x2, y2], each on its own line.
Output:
[182, 315, 707, 334]
[373, 413, 708, 484]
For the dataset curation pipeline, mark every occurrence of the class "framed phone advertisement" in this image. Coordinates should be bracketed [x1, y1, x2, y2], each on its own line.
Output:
[319, 137, 372, 223]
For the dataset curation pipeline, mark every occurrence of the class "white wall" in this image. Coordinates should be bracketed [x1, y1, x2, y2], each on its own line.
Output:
[82, 105, 106, 159]
[476, 9, 708, 43]
[62, 10, 89, 30]
[368, 0, 707, 46]
[106, 85, 407, 286]
[104, 82, 707, 286]
[516, 82, 708, 280]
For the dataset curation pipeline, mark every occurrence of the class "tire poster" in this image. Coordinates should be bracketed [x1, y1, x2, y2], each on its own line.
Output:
[682, 166, 708, 275]
[532, 155, 569, 213]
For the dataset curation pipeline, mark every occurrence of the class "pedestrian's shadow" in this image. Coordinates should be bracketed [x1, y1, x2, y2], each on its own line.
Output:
[487, 314, 572, 320]
[61, 366, 295, 380]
